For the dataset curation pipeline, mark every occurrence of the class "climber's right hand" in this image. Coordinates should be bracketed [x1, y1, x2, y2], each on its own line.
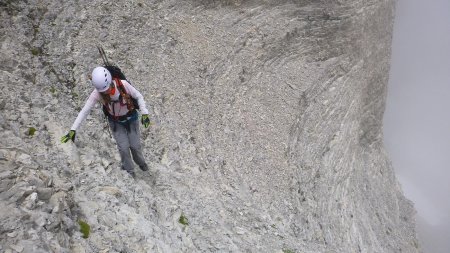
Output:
[61, 130, 76, 143]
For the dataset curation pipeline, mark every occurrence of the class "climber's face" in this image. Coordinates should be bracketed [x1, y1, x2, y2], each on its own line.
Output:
[100, 83, 116, 96]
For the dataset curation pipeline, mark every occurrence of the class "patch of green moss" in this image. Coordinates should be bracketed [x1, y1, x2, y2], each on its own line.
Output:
[283, 249, 295, 253]
[50, 87, 56, 94]
[30, 47, 42, 56]
[178, 214, 189, 226]
[27, 127, 36, 136]
[78, 220, 90, 239]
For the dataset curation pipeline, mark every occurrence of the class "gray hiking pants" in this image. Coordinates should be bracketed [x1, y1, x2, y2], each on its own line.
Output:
[108, 118, 147, 173]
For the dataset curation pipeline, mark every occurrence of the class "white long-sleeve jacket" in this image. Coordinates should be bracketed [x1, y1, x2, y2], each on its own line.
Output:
[70, 80, 149, 131]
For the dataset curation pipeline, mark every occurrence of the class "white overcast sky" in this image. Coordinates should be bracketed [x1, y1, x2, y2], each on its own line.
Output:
[383, 0, 450, 252]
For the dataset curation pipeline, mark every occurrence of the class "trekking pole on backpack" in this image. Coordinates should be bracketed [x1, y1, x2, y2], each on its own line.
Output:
[97, 46, 128, 80]
[97, 45, 110, 66]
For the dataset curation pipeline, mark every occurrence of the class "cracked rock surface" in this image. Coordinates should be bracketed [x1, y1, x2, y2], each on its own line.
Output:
[1, 0, 420, 252]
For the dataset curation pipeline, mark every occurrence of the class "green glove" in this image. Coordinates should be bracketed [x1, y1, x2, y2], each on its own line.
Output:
[141, 114, 150, 128]
[61, 130, 76, 143]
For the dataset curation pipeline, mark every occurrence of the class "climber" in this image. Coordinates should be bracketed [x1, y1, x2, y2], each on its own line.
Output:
[61, 66, 151, 178]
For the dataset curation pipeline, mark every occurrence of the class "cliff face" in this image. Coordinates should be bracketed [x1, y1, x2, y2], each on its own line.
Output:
[0, 0, 420, 252]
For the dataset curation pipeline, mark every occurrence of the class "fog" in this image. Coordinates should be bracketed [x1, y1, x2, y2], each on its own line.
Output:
[383, 0, 450, 252]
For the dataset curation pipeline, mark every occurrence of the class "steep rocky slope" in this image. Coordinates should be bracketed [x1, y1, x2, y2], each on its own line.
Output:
[1, 0, 420, 252]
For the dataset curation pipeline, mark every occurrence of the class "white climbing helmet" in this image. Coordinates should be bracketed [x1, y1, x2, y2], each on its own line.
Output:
[91, 66, 111, 92]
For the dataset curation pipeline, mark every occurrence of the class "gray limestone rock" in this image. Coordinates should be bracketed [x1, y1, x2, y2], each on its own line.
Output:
[0, 0, 421, 252]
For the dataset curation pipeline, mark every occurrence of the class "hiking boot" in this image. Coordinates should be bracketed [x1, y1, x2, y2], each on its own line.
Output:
[139, 164, 149, 171]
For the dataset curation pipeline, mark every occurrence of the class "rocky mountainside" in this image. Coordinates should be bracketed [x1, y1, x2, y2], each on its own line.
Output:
[0, 0, 420, 252]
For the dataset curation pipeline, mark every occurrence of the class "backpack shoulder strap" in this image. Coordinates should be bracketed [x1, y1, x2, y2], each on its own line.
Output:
[114, 78, 128, 94]
[114, 78, 136, 111]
